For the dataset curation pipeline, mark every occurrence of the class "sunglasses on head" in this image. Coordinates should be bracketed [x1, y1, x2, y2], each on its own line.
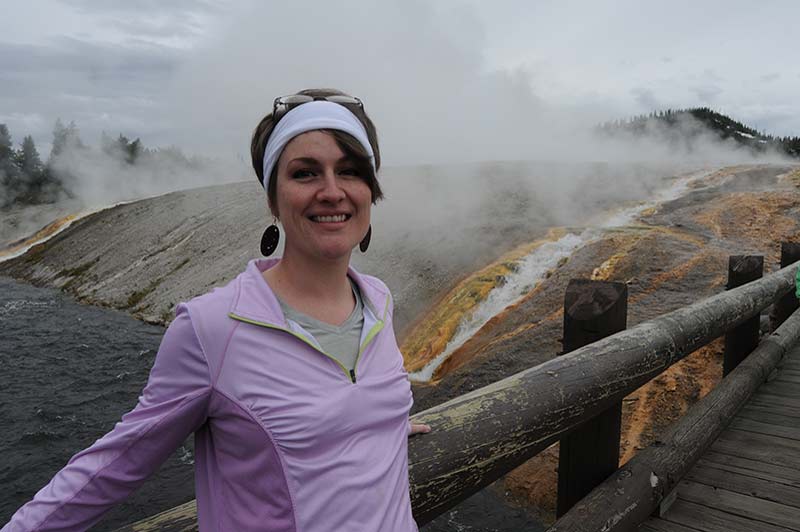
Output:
[272, 94, 364, 123]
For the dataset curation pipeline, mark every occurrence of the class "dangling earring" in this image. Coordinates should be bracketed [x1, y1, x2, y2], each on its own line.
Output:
[260, 221, 280, 256]
[359, 225, 372, 253]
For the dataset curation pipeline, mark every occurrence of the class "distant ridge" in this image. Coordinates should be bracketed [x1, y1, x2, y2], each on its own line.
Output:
[596, 107, 800, 158]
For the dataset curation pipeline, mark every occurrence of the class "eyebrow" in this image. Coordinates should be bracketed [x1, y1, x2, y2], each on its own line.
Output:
[286, 156, 353, 166]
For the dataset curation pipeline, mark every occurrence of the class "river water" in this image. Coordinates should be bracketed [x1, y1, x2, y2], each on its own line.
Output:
[0, 277, 194, 531]
[0, 277, 544, 531]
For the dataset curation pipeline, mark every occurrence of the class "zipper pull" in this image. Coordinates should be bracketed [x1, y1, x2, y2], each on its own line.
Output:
[349, 369, 357, 383]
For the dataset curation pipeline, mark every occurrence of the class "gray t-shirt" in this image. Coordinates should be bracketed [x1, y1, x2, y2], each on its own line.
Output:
[277, 280, 364, 371]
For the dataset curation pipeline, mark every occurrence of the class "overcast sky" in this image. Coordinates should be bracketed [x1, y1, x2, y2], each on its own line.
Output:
[1, 0, 799, 167]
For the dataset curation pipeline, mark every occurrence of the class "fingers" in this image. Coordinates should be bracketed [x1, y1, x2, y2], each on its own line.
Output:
[408, 422, 432, 436]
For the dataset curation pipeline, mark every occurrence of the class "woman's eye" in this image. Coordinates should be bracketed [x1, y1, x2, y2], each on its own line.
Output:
[339, 167, 360, 177]
[292, 169, 315, 179]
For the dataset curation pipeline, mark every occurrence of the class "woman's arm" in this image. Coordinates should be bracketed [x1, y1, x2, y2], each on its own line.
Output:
[2, 305, 212, 532]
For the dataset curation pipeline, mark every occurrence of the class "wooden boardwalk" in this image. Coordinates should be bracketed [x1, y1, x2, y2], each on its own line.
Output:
[640, 345, 800, 532]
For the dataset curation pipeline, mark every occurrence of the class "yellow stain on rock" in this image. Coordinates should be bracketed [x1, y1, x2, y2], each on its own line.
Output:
[0, 213, 80, 259]
[590, 228, 652, 282]
[692, 191, 799, 243]
[401, 228, 567, 373]
[781, 167, 800, 185]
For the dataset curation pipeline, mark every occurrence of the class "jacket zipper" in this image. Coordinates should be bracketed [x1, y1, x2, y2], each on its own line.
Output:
[228, 313, 385, 384]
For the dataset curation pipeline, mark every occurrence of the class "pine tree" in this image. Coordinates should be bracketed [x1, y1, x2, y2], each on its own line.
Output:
[49, 119, 84, 161]
[17, 135, 44, 180]
[51, 118, 68, 159]
[126, 138, 141, 165]
[0, 124, 23, 207]
[0, 124, 13, 161]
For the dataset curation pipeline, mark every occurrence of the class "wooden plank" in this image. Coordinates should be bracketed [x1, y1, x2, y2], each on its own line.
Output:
[753, 381, 800, 403]
[747, 394, 800, 418]
[736, 406, 800, 429]
[738, 403, 800, 423]
[698, 451, 800, 486]
[678, 479, 800, 530]
[774, 373, 800, 385]
[757, 381, 800, 399]
[663, 498, 795, 532]
[112, 500, 197, 532]
[751, 388, 800, 402]
[713, 429, 800, 467]
[760, 378, 800, 390]
[686, 463, 800, 508]
[747, 393, 800, 418]
[734, 405, 800, 427]
[777, 371, 800, 382]
[638, 518, 703, 532]
[729, 416, 800, 440]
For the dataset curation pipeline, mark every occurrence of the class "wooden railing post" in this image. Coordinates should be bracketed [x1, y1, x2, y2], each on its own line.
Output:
[556, 279, 627, 517]
[770, 242, 800, 331]
[723, 255, 763, 376]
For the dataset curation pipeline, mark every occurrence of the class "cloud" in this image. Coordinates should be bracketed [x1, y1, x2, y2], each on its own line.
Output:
[4, 0, 800, 160]
[159, 1, 589, 166]
[55, 0, 223, 43]
[690, 85, 723, 104]
[631, 88, 661, 111]
[0, 37, 184, 150]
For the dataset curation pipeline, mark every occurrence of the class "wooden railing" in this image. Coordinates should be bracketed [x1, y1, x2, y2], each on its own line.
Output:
[115, 245, 800, 532]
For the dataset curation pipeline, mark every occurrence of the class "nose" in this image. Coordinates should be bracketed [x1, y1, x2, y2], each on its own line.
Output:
[316, 170, 346, 203]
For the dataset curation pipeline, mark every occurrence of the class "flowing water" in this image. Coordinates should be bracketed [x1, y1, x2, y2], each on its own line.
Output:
[0, 278, 194, 531]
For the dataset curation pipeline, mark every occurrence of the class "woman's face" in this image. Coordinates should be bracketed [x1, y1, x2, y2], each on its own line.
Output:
[273, 130, 372, 264]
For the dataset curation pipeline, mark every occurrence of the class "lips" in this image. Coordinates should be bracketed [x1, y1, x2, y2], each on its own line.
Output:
[310, 214, 350, 223]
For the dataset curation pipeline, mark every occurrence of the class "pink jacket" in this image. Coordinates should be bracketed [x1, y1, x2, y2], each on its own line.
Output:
[3, 259, 418, 531]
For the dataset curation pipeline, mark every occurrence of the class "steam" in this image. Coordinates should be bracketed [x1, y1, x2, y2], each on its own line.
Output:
[0, 140, 250, 247]
[130, 1, 793, 276]
[3, 1, 796, 265]
[48, 144, 248, 207]
[407, 168, 724, 382]
[161, 2, 795, 167]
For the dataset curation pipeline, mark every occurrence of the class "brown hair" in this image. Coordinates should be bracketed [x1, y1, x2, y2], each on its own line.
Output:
[250, 88, 383, 217]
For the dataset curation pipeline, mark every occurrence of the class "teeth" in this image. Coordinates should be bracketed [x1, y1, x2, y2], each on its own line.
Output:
[313, 214, 347, 223]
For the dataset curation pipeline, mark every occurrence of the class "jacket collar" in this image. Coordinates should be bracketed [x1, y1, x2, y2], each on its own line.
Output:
[229, 258, 389, 328]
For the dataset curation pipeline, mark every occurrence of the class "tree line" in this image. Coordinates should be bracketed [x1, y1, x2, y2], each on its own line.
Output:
[0, 120, 201, 208]
[596, 107, 800, 158]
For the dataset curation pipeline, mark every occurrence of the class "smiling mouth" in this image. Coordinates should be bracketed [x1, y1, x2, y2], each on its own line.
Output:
[310, 214, 350, 223]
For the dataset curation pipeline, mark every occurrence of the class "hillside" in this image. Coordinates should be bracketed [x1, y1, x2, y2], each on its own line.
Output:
[597, 107, 800, 158]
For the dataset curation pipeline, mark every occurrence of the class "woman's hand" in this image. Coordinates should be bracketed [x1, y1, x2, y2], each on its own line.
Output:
[408, 422, 431, 436]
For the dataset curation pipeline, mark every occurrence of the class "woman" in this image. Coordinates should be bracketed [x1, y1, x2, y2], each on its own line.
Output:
[3, 88, 429, 532]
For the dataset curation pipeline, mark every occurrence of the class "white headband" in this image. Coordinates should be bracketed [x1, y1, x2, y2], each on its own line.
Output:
[261, 100, 376, 190]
